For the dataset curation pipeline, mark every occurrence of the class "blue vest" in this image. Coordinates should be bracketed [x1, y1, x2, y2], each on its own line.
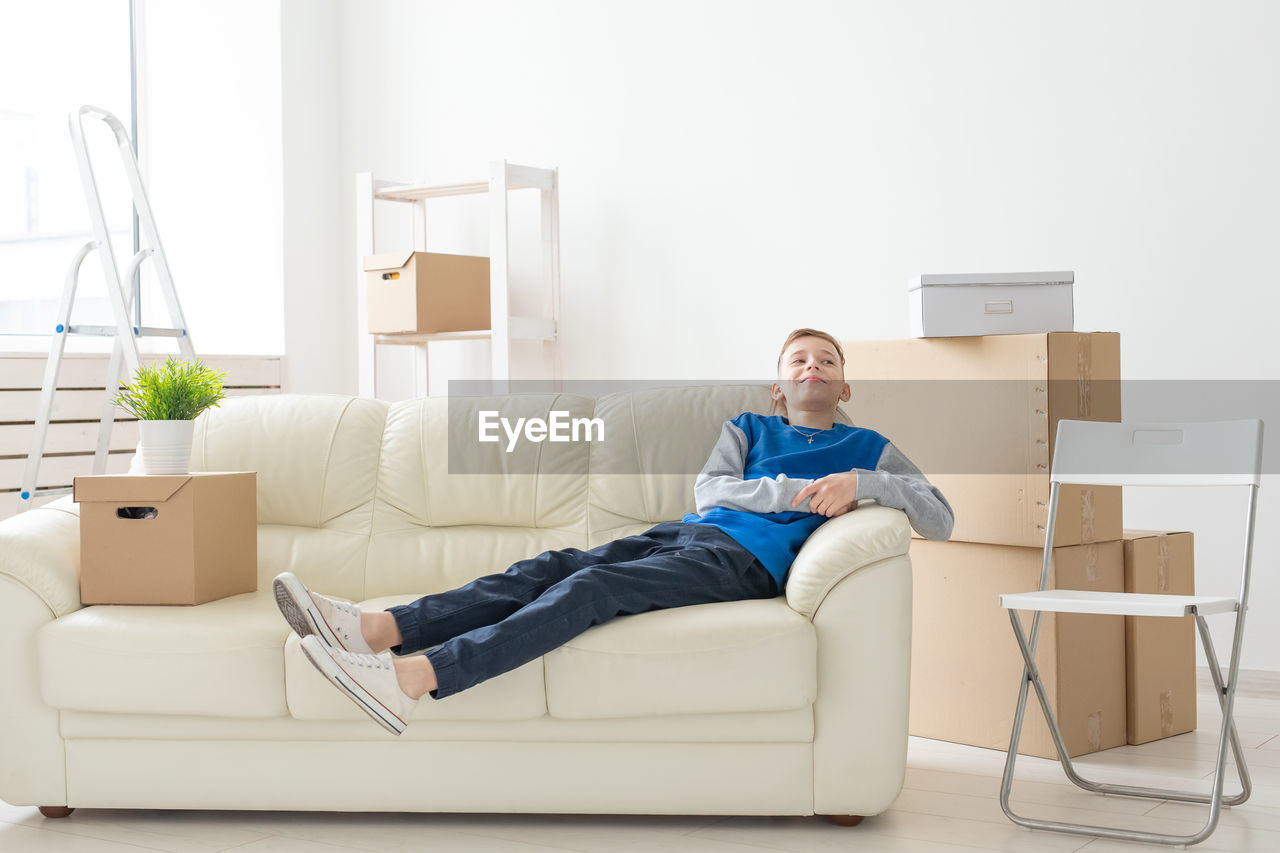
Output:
[682, 413, 889, 588]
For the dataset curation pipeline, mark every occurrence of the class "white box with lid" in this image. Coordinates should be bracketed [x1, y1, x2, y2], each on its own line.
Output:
[908, 271, 1074, 338]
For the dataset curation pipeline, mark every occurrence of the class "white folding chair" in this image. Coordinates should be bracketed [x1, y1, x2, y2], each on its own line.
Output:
[998, 418, 1263, 847]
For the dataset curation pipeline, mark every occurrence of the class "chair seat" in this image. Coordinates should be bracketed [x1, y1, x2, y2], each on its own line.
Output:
[1000, 589, 1238, 617]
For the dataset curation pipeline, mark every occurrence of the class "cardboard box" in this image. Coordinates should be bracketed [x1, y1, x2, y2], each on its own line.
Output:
[908, 271, 1074, 338]
[364, 251, 490, 335]
[910, 538, 1127, 759]
[1123, 530, 1197, 744]
[74, 473, 257, 605]
[840, 332, 1121, 547]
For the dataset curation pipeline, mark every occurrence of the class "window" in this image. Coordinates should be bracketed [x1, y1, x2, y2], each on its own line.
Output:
[0, 0, 134, 352]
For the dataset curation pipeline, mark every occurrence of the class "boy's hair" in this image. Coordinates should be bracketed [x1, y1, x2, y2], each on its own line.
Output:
[776, 328, 846, 371]
[771, 328, 847, 418]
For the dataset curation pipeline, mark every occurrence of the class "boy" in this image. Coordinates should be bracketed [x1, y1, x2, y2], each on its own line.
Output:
[274, 328, 953, 735]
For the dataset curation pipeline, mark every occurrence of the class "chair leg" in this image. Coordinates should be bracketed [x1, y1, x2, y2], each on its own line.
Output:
[1195, 612, 1252, 806]
[38, 806, 74, 818]
[1022, 613, 1248, 808]
[999, 608, 1245, 846]
[825, 815, 865, 827]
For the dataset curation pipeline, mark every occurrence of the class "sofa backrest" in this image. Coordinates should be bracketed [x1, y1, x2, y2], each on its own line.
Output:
[192, 385, 841, 598]
[586, 385, 774, 543]
[192, 394, 387, 530]
[363, 392, 597, 598]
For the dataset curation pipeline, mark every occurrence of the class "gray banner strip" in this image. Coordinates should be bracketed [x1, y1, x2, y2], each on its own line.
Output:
[443, 380, 1277, 475]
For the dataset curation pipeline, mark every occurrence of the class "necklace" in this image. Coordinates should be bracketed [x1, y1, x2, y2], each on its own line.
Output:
[788, 422, 821, 444]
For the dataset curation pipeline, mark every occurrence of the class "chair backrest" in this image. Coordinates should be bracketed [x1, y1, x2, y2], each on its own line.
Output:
[1051, 419, 1264, 488]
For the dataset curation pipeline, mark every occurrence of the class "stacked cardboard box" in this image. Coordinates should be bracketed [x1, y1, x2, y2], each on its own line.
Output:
[840, 332, 1126, 759]
[1123, 530, 1197, 743]
[909, 538, 1126, 757]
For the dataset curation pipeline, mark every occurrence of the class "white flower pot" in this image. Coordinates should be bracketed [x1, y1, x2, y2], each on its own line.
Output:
[137, 419, 195, 475]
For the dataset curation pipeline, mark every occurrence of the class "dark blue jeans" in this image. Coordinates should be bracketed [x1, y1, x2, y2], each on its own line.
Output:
[386, 522, 777, 699]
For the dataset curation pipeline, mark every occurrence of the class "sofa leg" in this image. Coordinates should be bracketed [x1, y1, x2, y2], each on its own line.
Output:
[826, 814, 865, 827]
[39, 806, 75, 818]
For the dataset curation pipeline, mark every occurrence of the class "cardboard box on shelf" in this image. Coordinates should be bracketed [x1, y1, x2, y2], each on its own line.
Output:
[908, 271, 1075, 338]
[910, 537, 1127, 759]
[839, 332, 1121, 548]
[74, 472, 257, 606]
[364, 251, 490, 335]
[1123, 530, 1197, 745]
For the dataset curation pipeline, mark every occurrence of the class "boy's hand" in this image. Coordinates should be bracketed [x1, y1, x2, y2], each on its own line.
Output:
[793, 472, 859, 517]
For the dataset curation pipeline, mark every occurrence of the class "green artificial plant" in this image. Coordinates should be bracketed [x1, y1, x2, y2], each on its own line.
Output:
[115, 356, 227, 421]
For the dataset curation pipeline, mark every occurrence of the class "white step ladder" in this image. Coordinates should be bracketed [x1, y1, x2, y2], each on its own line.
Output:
[18, 105, 196, 512]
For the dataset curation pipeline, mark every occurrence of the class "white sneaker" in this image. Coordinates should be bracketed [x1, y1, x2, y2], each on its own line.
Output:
[299, 635, 418, 735]
[273, 572, 375, 655]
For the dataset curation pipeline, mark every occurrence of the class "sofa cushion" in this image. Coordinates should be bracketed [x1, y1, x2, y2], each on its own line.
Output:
[544, 598, 816, 719]
[38, 593, 290, 717]
[587, 385, 772, 538]
[584, 385, 855, 541]
[283, 596, 547, 722]
[364, 526, 587, 600]
[376, 395, 593, 531]
[191, 395, 387, 533]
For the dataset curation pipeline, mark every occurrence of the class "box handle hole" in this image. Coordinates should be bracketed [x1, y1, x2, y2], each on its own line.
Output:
[117, 507, 159, 520]
[381, 272, 400, 280]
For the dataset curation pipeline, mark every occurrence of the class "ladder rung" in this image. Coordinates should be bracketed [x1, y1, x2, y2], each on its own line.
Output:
[66, 324, 187, 338]
[135, 325, 187, 338]
[21, 486, 74, 500]
[66, 324, 119, 337]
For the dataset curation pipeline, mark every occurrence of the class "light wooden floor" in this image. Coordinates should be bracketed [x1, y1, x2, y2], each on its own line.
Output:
[3, 670, 1277, 852]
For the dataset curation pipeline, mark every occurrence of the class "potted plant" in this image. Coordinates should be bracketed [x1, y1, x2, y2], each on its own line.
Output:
[115, 356, 227, 475]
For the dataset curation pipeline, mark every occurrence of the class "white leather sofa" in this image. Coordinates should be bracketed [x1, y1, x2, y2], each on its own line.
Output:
[0, 386, 913, 823]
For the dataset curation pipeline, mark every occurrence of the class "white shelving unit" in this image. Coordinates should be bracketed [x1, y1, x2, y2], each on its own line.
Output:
[354, 160, 561, 399]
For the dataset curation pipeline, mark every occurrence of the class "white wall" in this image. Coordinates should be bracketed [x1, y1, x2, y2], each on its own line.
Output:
[140, 0, 284, 358]
[280, 0, 349, 394]
[324, 0, 1280, 378]
[286, 1, 1280, 667]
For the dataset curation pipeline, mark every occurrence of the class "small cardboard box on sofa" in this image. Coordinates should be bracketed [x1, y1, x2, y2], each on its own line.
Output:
[74, 472, 257, 606]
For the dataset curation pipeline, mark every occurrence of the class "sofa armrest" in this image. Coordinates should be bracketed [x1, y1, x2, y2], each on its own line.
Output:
[0, 498, 83, 618]
[785, 505, 911, 619]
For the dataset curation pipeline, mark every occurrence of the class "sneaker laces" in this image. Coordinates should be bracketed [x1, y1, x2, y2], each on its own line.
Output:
[333, 647, 392, 673]
[317, 593, 361, 620]
[330, 647, 417, 706]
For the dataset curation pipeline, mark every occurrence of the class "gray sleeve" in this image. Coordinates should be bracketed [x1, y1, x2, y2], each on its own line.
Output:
[693, 420, 816, 515]
[856, 442, 955, 541]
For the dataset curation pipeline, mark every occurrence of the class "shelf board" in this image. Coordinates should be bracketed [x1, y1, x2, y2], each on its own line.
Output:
[374, 329, 491, 345]
[374, 181, 489, 201]
[372, 316, 556, 346]
[373, 165, 555, 202]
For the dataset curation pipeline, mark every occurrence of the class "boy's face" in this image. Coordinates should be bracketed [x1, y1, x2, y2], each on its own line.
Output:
[772, 336, 851, 413]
